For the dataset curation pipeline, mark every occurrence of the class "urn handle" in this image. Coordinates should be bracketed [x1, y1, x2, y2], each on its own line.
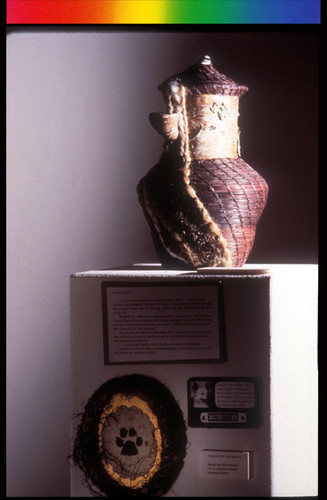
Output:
[149, 112, 179, 141]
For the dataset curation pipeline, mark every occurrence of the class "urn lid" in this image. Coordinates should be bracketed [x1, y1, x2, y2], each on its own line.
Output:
[159, 55, 248, 97]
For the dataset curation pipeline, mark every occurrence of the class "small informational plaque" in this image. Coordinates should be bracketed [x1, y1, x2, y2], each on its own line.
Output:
[102, 282, 223, 364]
[188, 377, 261, 428]
[200, 450, 252, 480]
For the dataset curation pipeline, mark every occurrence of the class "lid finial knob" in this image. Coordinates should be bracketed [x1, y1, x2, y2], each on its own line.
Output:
[200, 55, 212, 65]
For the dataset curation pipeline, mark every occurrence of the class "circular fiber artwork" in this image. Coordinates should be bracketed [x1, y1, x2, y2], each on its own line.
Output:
[72, 374, 187, 496]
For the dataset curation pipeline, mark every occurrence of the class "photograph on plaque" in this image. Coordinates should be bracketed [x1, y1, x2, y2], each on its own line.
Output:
[187, 377, 261, 428]
[102, 281, 224, 365]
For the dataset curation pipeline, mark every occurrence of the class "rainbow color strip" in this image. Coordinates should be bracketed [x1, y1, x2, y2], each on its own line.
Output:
[7, 0, 320, 24]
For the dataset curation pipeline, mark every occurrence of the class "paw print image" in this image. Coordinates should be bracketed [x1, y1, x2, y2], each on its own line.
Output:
[100, 400, 159, 482]
[116, 427, 143, 456]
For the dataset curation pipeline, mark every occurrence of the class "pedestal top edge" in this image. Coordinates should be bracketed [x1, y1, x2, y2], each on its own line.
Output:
[71, 263, 318, 279]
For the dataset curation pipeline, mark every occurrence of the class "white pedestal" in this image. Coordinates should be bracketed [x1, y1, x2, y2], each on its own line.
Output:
[70, 264, 318, 497]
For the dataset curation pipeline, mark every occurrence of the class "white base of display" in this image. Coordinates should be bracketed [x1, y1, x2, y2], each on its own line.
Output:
[70, 264, 318, 497]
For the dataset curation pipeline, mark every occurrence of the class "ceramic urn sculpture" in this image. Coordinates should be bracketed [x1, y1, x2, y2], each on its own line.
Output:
[137, 55, 268, 268]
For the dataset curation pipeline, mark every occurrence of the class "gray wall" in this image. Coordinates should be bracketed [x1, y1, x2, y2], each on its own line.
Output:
[7, 30, 318, 496]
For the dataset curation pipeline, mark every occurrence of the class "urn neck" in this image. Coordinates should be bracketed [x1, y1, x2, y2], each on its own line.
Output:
[184, 93, 240, 160]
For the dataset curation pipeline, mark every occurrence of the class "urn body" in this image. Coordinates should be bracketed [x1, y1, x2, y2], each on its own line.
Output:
[137, 56, 268, 268]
